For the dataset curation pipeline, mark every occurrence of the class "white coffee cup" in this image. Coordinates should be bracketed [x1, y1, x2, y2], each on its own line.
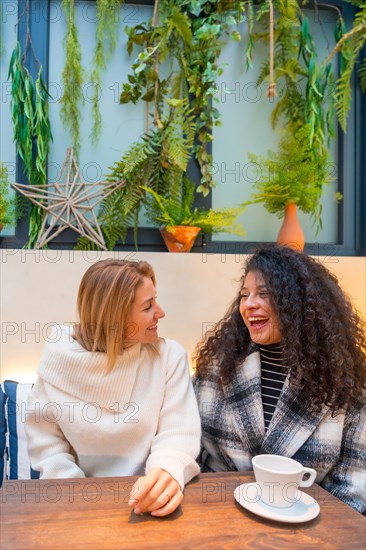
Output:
[252, 454, 317, 508]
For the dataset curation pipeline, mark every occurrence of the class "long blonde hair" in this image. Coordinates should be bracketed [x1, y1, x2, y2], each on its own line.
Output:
[74, 259, 156, 370]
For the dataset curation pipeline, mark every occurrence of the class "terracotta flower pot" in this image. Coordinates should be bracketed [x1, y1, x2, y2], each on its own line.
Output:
[159, 226, 201, 252]
[277, 203, 305, 252]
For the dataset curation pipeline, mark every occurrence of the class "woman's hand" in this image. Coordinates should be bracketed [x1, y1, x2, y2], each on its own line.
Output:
[128, 467, 183, 517]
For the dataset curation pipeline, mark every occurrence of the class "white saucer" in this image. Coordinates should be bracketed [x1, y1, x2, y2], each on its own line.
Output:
[234, 483, 320, 524]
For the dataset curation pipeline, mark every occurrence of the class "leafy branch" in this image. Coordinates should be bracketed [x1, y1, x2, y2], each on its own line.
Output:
[60, 0, 84, 158]
[322, 4, 366, 130]
[8, 41, 53, 247]
[90, 0, 123, 144]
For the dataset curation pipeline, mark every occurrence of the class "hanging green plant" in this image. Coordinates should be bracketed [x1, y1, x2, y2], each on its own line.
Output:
[8, 41, 53, 247]
[142, 179, 245, 236]
[90, 0, 123, 145]
[252, 2, 334, 147]
[60, 0, 84, 158]
[322, 2, 366, 131]
[247, 0, 366, 169]
[120, 0, 246, 196]
[245, 1, 337, 232]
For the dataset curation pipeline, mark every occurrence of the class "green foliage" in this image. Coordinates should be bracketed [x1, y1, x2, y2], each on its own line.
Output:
[60, 0, 84, 158]
[120, 0, 246, 195]
[331, 4, 366, 131]
[7, 42, 53, 247]
[360, 57, 366, 92]
[98, 98, 196, 249]
[247, 3, 338, 229]
[300, 16, 335, 148]
[0, 162, 16, 228]
[90, 0, 123, 145]
[142, 180, 245, 236]
[251, 1, 366, 135]
[74, 236, 98, 251]
[253, 6, 334, 150]
[255, 0, 305, 128]
[246, 124, 337, 232]
[94, 95, 245, 249]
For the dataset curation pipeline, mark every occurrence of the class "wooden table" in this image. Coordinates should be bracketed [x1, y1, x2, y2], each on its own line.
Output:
[1, 472, 365, 549]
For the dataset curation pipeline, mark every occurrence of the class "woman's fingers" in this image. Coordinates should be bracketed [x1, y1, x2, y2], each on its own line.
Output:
[134, 480, 178, 513]
[129, 469, 168, 511]
[128, 468, 182, 515]
[151, 489, 183, 517]
[138, 482, 181, 513]
[150, 490, 184, 517]
[128, 473, 156, 506]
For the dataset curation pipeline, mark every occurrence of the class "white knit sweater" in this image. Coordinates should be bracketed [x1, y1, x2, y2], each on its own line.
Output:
[25, 326, 201, 488]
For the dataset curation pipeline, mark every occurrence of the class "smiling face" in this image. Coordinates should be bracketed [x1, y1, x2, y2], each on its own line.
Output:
[124, 276, 165, 346]
[239, 270, 282, 346]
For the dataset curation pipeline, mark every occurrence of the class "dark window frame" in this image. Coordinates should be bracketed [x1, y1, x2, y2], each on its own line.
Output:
[1, 0, 365, 255]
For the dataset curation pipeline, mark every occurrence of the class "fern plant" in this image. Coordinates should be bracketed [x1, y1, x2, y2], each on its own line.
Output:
[120, 0, 246, 195]
[142, 179, 245, 236]
[246, 124, 341, 232]
[94, 95, 244, 250]
[323, 2, 366, 131]
[96, 98, 197, 249]
[253, 3, 334, 150]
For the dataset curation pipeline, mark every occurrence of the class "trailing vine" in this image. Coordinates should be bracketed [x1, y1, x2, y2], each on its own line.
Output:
[251, 0, 366, 138]
[60, 0, 124, 149]
[60, 0, 84, 158]
[90, 0, 124, 144]
[246, 0, 336, 229]
[8, 40, 53, 247]
[120, 0, 246, 196]
[4, 0, 365, 249]
[323, 1, 366, 130]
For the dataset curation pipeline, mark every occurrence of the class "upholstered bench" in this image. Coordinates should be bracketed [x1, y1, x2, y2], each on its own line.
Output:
[0, 381, 40, 485]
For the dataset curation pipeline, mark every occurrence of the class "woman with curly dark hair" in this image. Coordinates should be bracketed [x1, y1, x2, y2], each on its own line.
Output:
[193, 245, 366, 513]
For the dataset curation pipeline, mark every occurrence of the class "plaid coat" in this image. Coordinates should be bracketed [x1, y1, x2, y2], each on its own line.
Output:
[193, 350, 366, 514]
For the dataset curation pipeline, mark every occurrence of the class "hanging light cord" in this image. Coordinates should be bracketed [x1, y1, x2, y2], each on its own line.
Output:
[267, 0, 277, 99]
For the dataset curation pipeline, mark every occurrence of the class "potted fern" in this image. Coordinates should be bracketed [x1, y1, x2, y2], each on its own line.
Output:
[245, 123, 340, 251]
[142, 179, 245, 252]
[244, 7, 342, 250]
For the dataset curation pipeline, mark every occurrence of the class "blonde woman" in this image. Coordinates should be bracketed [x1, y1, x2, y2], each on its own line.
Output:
[25, 259, 201, 517]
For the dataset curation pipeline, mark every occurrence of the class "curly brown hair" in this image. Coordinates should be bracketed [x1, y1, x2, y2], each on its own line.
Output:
[194, 245, 366, 412]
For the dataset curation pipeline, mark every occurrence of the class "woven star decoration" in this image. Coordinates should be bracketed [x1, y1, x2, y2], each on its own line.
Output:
[11, 147, 125, 250]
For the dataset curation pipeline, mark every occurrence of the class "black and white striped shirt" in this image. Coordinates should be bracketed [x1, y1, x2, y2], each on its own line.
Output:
[259, 344, 289, 431]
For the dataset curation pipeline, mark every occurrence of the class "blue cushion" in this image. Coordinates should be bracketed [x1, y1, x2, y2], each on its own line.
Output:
[2, 381, 40, 480]
[0, 385, 7, 486]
